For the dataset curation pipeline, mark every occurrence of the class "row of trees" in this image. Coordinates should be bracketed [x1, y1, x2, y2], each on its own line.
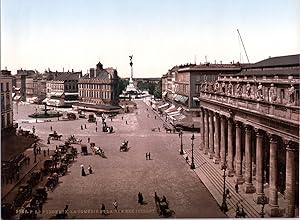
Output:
[137, 80, 162, 99]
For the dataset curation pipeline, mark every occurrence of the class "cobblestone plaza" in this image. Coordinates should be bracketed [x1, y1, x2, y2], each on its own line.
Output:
[11, 100, 225, 218]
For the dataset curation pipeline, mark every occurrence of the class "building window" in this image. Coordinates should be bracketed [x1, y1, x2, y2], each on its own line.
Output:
[1, 83, 3, 92]
[6, 82, 9, 91]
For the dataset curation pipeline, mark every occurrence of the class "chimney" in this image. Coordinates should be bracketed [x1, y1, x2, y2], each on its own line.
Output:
[72, 69, 74, 73]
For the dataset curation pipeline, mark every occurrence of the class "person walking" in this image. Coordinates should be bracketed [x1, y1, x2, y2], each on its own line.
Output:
[81, 125, 83, 130]
[50, 126, 53, 131]
[148, 152, 151, 160]
[145, 153, 148, 160]
[101, 203, 106, 216]
[84, 124, 87, 129]
[88, 137, 90, 143]
[47, 148, 50, 156]
[112, 200, 118, 210]
[96, 127, 98, 132]
[125, 120, 128, 125]
[81, 165, 86, 176]
[88, 165, 93, 174]
[235, 183, 239, 193]
[43, 149, 46, 157]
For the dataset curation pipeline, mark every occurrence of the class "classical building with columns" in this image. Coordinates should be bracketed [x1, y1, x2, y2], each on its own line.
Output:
[198, 54, 299, 217]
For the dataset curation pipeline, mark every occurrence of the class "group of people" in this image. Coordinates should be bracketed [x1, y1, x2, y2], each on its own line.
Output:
[80, 124, 87, 130]
[145, 152, 151, 160]
[81, 165, 93, 176]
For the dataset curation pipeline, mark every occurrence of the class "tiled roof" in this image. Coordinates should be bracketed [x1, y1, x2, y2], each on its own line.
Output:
[81, 69, 110, 80]
[53, 72, 80, 81]
[244, 54, 300, 69]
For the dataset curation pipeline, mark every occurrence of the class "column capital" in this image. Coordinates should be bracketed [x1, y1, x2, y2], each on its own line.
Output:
[244, 124, 252, 133]
[283, 139, 297, 151]
[267, 133, 278, 143]
[254, 128, 264, 137]
[235, 121, 243, 128]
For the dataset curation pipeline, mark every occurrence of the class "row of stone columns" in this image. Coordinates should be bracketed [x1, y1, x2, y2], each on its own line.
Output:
[199, 107, 298, 217]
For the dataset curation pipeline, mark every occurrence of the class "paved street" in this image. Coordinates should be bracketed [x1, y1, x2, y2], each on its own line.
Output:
[13, 101, 226, 218]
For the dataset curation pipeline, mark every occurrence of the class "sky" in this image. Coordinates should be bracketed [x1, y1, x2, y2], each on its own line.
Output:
[1, 0, 299, 78]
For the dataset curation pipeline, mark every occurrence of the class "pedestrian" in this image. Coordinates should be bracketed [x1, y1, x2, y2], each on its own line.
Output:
[158, 127, 160, 132]
[50, 126, 53, 131]
[112, 200, 118, 210]
[32, 126, 35, 134]
[47, 137, 50, 144]
[126, 120, 128, 125]
[88, 165, 93, 174]
[154, 115, 156, 119]
[148, 152, 151, 160]
[44, 149, 46, 157]
[81, 125, 83, 130]
[154, 192, 159, 202]
[96, 127, 98, 132]
[85, 124, 87, 129]
[39, 201, 43, 214]
[110, 117, 112, 122]
[47, 148, 50, 156]
[147, 108, 148, 111]
[121, 116, 123, 120]
[101, 203, 106, 215]
[185, 156, 189, 162]
[235, 183, 239, 193]
[95, 121, 97, 126]
[81, 165, 86, 176]
[145, 153, 148, 160]
[88, 137, 90, 143]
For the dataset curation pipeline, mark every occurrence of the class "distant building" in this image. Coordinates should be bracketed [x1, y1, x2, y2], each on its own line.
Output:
[44, 70, 81, 107]
[1, 70, 13, 131]
[15, 69, 36, 101]
[77, 62, 119, 107]
[160, 63, 241, 128]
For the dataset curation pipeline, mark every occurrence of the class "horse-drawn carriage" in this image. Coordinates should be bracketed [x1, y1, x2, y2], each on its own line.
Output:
[120, 141, 129, 152]
[45, 173, 59, 191]
[66, 135, 82, 144]
[154, 194, 175, 217]
[14, 184, 32, 207]
[90, 143, 106, 158]
[81, 144, 88, 155]
[48, 131, 62, 140]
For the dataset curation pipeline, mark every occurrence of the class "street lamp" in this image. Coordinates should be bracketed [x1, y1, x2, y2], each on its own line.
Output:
[179, 130, 184, 155]
[220, 164, 228, 213]
[190, 133, 195, 169]
[259, 195, 268, 218]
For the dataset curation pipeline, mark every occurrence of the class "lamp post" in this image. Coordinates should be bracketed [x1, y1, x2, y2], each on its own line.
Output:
[179, 130, 184, 155]
[220, 164, 228, 213]
[190, 133, 195, 169]
[259, 195, 268, 218]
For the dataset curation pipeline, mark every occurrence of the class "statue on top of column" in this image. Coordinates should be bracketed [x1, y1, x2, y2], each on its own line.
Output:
[228, 82, 233, 96]
[246, 82, 251, 98]
[236, 83, 242, 97]
[221, 81, 226, 94]
[288, 84, 295, 104]
[256, 83, 264, 101]
[269, 83, 277, 103]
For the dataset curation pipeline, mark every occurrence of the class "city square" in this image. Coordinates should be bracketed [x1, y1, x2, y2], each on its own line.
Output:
[8, 100, 226, 218]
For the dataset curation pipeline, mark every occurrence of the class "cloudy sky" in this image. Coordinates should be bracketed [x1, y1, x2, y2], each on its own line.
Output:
[1, 0, 299, 77]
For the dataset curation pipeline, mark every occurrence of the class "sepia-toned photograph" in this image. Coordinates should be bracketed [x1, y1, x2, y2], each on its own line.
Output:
[1, 0, 299, 219]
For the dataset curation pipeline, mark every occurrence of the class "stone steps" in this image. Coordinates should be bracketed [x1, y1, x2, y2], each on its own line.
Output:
[184, 148, 261, 217]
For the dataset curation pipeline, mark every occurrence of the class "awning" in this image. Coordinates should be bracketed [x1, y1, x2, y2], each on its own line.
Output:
[158, 103, 169, 109]
[65, 92, 79, 96]
[162, 91, 168, 97]
[164, 105, 176, 113]
[42, 98, 50, 103]
[13, 95, 22, 101]
[193, 97, 200, 101]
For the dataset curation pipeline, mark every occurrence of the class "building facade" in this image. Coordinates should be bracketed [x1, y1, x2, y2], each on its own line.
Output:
[78, 62, 119, 106]
[45, 70, 81, 107]
[1, 70, 13, 130]
[15, 69, 36, 101]
[161, 63, 241, 127]
[198, 54, 299, 217]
